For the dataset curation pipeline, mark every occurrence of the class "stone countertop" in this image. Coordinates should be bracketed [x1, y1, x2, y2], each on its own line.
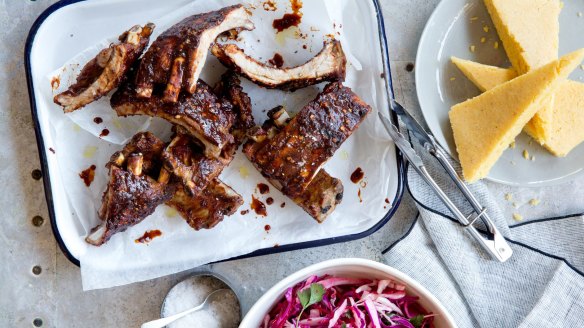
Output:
[2, 0, 582, 327]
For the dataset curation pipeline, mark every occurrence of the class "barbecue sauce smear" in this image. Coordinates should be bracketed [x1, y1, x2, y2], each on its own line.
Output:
[273, 0, 303, 32]
[251, 196, 267, 217]
[350, 167, 365, 183]
[79, 165, 96, 187]
[268, 53, 284, 68]
[135, 230, 162, 244]
[257, 183, 270, 194]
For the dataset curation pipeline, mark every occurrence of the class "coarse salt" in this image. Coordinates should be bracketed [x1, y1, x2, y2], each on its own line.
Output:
[162, 275, 240, 328]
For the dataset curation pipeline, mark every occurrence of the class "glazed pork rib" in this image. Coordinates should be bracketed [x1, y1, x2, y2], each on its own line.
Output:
[158, 74, 254, 196]
[215, 72, 255, 144]
[111, 79, 236, 158]
[211, 40, 346, 91]
[162, 130, 235, 196]
[247, 82, 371, 197]
[166, 180, 243, 230]
[86, 132, 173, 246]
[135, 4, 254, 102]
[86, 131, 243, 245]
[54, 23, 154, 113]
[107, 131, 165, 174]
[245, 107, 344, 222]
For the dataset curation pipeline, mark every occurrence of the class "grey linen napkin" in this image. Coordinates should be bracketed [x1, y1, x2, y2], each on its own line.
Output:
[382, 141, 584, 327]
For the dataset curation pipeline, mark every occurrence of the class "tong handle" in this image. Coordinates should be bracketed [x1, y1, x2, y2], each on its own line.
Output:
[413, 163, 512, 262]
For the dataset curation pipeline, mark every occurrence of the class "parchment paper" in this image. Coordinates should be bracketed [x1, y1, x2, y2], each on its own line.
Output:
[46, 0, 396, 290]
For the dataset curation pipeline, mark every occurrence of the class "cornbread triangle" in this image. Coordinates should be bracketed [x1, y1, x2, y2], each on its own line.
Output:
[451, 57, 517, 92]
[452, 59, 584, 157]
[449, 49, 584, 182]
[483, 0, 561, 144]
[484, 0, 560, 74]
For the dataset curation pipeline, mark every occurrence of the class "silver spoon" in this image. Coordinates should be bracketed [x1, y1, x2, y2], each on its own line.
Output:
[141, 289, 228, 328]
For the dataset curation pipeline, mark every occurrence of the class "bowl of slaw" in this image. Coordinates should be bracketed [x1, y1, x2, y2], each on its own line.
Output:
[240, 258, 457, 328]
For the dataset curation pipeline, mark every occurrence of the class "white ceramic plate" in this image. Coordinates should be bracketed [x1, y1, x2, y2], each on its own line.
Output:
[240, 258, 457, 328]
[416, 0, 584, 186]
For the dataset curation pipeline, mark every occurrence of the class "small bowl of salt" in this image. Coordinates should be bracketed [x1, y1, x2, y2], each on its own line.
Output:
[161, 273, 241, 328]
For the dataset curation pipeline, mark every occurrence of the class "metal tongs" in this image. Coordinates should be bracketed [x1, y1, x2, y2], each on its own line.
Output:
[379, 103, 512, 262]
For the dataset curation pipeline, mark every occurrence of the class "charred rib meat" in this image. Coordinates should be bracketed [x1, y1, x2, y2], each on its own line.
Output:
[247, 82, 371, 197]
[111, 79, 236, 158]
[215, 72, 255, 144]
[86, 132, 173, 246]
[162, 129, 235, 196]
[135, 5, 254, 102]
[54, 23, 154, 113]
[244, 107, 343, 222]
[107, 131, 165, 174]
[162, 74, 254, 196]
[166, 180, 243, 230]
[211, 40, 346, 91]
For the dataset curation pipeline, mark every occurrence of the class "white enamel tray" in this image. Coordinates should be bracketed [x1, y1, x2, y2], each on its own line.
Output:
[25, 0, 404, 270]
[416, 0, 584, 186]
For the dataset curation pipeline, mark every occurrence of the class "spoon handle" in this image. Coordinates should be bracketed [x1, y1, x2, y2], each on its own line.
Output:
[141, 304, 204, 328]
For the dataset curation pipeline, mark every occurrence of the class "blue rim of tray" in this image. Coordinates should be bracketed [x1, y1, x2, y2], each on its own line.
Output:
[24, 0, 405, 267]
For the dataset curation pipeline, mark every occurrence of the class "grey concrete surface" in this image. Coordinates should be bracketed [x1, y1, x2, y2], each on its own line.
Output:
[2, 0, 582, 327]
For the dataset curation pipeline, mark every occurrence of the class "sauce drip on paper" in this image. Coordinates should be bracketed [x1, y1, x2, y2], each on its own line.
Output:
[135, 230, 162, 244]
[273, 0, 303, 32]
[251, 196, 267, 216]
[79, 165, 96, 187]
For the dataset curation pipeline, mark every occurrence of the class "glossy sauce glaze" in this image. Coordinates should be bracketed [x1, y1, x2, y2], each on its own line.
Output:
[350, 167, 364, 183]
[251, 195, 267, 216]
[257, 183, 270, 194]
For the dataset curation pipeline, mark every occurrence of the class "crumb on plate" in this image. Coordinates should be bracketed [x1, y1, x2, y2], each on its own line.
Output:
[513, 213, 523, 222]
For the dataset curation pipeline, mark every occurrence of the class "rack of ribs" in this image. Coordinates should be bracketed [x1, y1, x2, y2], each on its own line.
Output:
[111, 78, 236, 158]
[211, 40, 346, 91]
[244, 107, 344, 223]
[135, 4, 254, 102]
[246, 82, 371, 198]
[86, 132, 174, 246]
[54, 23, 154, 113]
[86, 132, 244, 245]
